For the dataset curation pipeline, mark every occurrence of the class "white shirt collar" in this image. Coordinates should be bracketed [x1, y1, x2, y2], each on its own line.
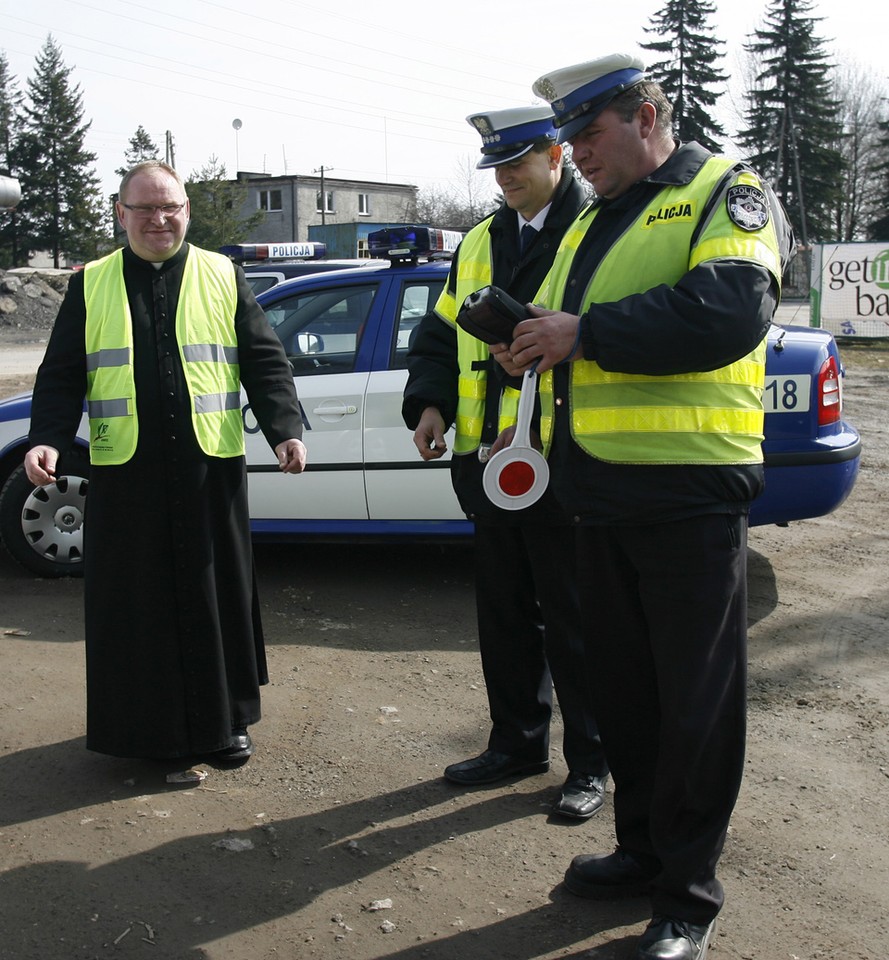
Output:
[518, 202, 552, 233]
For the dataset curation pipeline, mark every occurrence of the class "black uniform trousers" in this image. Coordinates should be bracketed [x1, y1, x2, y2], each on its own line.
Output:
[474, 521, 607, 776]
[575, 513, 748, 923]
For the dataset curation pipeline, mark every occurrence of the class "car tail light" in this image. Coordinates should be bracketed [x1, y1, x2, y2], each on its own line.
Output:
[818, 355, 842, 426]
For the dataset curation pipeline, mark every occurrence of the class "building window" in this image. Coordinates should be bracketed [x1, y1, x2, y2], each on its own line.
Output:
[259, 189, 282, 212]
[358, 193, 370, 216]
[316, 190, 334, 214]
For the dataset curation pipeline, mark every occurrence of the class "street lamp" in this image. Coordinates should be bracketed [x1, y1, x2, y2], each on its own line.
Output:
[232, 118, 242, 175]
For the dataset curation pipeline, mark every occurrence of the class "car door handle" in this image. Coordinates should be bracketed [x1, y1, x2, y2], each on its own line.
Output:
[312, 402, 358, 416]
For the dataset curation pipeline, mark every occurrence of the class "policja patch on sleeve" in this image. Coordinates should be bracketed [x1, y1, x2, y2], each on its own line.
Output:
[727, 184, 770, 232]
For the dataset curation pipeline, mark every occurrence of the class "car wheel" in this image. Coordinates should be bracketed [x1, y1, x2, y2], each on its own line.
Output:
[0, 449, 90, 577]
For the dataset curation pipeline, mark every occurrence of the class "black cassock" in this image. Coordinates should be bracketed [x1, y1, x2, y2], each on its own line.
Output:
[29, 243, 303, 759]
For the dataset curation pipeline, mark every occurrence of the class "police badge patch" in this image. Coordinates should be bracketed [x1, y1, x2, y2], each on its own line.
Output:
[727, 184, 770, 231]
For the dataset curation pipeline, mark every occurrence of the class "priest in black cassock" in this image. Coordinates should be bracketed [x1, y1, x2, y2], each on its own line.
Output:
[25, 160, 306, 765]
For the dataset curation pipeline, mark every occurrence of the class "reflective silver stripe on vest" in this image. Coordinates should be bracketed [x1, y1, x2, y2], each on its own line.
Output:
[87, 398, 130, 418]
[194, 392, 242, 414]
[85, 347, 132, 372]
[182, 343, 239, 364]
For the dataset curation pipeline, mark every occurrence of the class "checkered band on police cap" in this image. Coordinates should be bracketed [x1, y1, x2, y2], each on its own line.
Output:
[532, 53, 646, 143]
[466, 105, 557, 169]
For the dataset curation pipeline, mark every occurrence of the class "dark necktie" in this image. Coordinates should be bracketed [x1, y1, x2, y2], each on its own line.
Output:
[520, 223, 538, 254]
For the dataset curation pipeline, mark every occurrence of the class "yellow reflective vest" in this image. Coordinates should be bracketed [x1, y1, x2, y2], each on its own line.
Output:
[433, 221, 521, 454]
[535, 157, 783, 465]
[83, 247, 243, 465]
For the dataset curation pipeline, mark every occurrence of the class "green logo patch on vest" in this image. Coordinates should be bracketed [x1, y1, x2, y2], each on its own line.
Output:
[92, 421, 114, 453]
[642, 200, 697, 228]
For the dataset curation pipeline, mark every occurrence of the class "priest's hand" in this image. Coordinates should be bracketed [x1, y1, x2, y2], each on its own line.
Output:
[24, 445, 60, 486]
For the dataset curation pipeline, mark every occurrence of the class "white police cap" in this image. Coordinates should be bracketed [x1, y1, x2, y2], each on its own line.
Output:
[532, 53, 647, 144]
[466, 105, 557, 169]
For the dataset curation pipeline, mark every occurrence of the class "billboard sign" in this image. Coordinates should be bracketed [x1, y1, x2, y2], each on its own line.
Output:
[811, 242, 889, 337]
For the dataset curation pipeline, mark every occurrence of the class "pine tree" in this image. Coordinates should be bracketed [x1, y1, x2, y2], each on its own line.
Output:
[641, 0, 727, 152]
[0, 53, 20, 178]
[185, 156, 265, 251]
[0, 51, 25, 265]
[115, 125, 160, 179]
[13, 35, 108, 267]
[737, 0, 845, 245]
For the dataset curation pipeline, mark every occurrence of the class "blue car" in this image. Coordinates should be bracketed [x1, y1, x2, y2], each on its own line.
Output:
[0, 227, 861, 577]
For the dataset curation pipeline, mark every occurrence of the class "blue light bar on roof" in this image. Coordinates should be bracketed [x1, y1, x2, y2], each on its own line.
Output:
[219, 241, 328, 262]
[367, 226, 463, 259]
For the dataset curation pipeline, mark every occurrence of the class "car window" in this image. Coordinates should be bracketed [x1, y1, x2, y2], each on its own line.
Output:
[263, 282, 378, 375]
[246, 274, 282, 295]
[390, 279, 446, 370]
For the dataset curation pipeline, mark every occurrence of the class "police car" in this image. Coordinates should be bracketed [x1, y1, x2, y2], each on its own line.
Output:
[0, 226, 862, 577]
[221, 241, 387, 295]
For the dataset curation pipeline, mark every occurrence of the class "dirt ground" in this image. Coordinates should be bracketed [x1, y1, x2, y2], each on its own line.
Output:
[0, 327, 887, 960]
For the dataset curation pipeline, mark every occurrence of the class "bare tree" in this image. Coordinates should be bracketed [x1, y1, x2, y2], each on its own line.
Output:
[450, 154, 498, 228]
[414, 154, 500, 232]
[830, 63, 885, 241]
[412, 183, 464, 229]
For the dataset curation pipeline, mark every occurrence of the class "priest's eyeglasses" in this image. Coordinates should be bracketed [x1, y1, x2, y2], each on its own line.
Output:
[122, 203, 186, 218]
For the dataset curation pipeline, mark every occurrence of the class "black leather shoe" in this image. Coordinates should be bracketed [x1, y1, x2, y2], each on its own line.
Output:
[553, 772, 608, 820]
[214, 729, 254, 765]
[444, 749, 549, 785]
[635, 916, 716, 960]
[563, 847, 656, 899]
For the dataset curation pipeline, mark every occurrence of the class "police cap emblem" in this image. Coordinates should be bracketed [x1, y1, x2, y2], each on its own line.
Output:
[727, 184, 769, 232]
[471, 116, 494, 137]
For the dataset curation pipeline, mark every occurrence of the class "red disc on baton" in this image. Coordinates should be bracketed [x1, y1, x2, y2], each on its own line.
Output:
[498, 459, 536, 497]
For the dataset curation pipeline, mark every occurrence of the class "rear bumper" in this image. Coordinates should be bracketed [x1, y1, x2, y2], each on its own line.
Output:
[753, 429, 862, 526]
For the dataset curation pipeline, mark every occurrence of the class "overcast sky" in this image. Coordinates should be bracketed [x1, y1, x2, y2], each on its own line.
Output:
[4, 0, 886, 204]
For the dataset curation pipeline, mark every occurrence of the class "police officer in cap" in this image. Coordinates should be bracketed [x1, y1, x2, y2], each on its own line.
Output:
[491, 54, 791, 960]
[403, 106, 609, 819]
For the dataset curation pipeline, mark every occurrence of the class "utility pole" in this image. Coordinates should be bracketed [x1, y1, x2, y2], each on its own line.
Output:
[313, 165, 333, 225]
[785, 103, 808, 252]
[165, 130, 176, 170]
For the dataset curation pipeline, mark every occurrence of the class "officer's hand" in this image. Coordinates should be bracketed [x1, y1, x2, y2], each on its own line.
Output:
[413, 407, 447, 461]
[276, 438, 307, 474]
[489, 425, 516, 456]
[23, 445, 60, 486]
[490, 342, 525, 377]
[489, 425, 543, 457]
[510, 305, 583, 373]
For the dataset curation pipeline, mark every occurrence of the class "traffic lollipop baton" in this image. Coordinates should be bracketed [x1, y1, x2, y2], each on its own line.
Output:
[482, 363, 549, 510]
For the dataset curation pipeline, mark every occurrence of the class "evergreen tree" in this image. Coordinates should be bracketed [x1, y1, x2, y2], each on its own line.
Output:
[0, 51, 25, 265]
[0, 53, 20, 177]
[115, 125, 160, 179]
[185, 156, 264, 251]
[13, 35, 108, 267]
[737, 0, 845, 245]
[640, 0, 727, 152]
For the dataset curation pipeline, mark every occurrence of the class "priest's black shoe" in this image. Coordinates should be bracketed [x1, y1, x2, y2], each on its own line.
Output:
[214, 729, 254, 766]
[563, 847, 656, 899]
[444, 749, 549, 785]
[553, 772, 608, 820]
[635, 916, 716, 960]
